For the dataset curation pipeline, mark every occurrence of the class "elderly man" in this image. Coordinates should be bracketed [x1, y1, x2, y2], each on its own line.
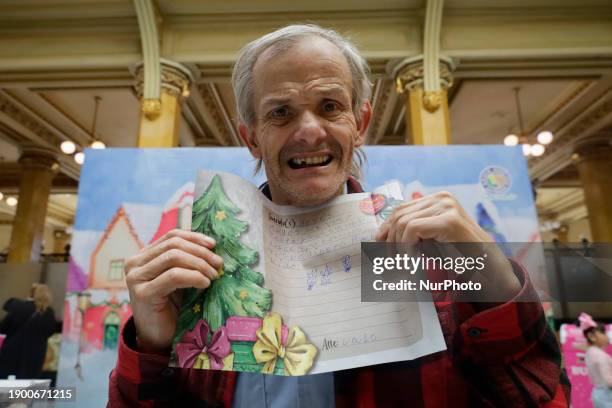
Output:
[109, 25, 569, 407]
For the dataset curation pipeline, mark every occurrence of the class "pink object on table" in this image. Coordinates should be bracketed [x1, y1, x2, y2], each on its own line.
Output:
[226, 316, 288, 344]
[0, 334, 5, 349]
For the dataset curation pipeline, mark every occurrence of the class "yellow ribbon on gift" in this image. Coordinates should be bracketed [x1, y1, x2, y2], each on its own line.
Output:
[193, 352, 235, 371]
[252, 313, 318, 376]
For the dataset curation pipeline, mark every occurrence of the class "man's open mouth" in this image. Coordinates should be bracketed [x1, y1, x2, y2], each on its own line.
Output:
[288, 155, 333, 169]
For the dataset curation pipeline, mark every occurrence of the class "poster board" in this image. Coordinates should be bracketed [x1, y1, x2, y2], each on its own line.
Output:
[56, 146, 541, 406]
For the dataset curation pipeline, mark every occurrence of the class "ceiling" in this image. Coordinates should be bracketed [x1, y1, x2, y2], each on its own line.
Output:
[0, 0, 611, 236]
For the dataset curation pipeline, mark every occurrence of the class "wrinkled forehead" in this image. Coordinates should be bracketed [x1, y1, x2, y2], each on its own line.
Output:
[252, 35, 352, 100]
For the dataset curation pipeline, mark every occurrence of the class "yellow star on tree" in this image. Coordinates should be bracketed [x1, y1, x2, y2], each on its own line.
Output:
[239, 290, 249, 300]
[215, 210, 227, 221]
[192, 304, 201, 313]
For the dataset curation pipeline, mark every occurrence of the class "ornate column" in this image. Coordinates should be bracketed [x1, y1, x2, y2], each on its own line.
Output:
[573, 137, 612, 242]
[135, 60, 194, 147]
[391, 56, 455, 145]
[7, 147, 59, 263]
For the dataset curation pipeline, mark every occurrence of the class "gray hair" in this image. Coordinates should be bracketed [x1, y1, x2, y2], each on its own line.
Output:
[231, 24, 371, 180]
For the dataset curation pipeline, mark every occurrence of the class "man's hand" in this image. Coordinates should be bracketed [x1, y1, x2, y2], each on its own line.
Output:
[124, 229, 223, 353]
[375, 191, 521, 302]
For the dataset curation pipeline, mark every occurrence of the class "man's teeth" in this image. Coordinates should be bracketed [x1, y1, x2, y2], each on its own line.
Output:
[290, 155, 330, 166]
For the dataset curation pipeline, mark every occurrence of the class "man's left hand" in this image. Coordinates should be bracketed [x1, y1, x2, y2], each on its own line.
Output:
[375, 191, 521, 303]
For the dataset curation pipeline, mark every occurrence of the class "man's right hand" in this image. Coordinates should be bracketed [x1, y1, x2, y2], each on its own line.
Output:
[124, 229, 222, 353]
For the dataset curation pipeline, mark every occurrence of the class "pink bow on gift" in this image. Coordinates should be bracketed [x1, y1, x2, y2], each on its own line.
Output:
[175, 320, 231, 369]
[578, 312, 598, 331]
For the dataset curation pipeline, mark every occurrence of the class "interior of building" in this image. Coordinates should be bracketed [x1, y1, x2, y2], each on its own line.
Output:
[0, 0, 611, 405]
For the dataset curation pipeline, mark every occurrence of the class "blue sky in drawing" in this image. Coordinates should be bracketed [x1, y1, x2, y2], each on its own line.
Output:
[75, 145, 534, 231]
[75, 148, 265, 231]
[362, 145, 535, 218]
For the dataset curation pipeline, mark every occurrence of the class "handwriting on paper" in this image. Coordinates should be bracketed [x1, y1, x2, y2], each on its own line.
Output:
[262, 197, 425, 361]
[343, 255, 351, 272]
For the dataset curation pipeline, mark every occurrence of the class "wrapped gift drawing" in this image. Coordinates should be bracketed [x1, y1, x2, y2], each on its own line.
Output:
[252, 313, 318, 376]
[175, 320, 234, 370]
[227, 314, 317, 375]
[174, 314, 317, 376]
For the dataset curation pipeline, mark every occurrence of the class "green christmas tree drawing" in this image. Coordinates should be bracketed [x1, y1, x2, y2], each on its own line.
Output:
[176, 175, 272, 339]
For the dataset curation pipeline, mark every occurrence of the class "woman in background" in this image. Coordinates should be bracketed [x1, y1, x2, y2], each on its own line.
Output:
[580, 312, 612, 407]
[0, 283, 56, 379]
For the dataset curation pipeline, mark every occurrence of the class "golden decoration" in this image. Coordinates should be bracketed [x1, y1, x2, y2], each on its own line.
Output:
[142, 98, 161, 120]
[215, 210, 227, 221]
[218, 265, 224, 276]
[393, 58, 454, 95]
[252, 313, 317, 376]
[193, 352, 234, 371]
[423, 91, 443, 113]
[239, 290, 249, 300]
[192, 304, 201, 314]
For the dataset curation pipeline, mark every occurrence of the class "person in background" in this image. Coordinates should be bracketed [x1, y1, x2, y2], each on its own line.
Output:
[0, 283, 56, 379]
[580, 312, 612, 407]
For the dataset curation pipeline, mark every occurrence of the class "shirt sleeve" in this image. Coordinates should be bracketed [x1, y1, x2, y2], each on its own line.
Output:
[455, 261, 547, 365]
[453, 261, 571, 406]
[108, 317, 175, 407]
[108, 317, 237, 408]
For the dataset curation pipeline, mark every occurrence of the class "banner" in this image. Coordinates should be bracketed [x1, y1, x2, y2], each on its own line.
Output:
[560, 323, 612, 408]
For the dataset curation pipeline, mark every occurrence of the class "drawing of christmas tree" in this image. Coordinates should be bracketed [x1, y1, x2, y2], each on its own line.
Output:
[175, 175, 272, 342]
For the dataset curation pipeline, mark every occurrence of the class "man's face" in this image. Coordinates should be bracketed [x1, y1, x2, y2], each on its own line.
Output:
[239, 36, 371, 206]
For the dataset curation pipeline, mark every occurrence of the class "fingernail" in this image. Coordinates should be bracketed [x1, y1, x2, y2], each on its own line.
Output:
[213, 254, 223, 265]
[204, 235, 216, 245]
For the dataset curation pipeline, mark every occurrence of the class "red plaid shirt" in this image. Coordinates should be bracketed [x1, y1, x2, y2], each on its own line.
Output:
[109, 180, 570, 407]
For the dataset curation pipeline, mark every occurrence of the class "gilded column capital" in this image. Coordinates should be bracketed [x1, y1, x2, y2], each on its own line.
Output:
[389, 55, 456, 112]
[19, 146, 60, 174]
[135, 59, 195, 120]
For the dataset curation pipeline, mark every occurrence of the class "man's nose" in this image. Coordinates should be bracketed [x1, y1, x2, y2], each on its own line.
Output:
[293, 110, 326, 146]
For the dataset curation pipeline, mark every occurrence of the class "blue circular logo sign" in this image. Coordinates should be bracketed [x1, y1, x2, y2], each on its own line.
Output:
[479, 166, 512, 195]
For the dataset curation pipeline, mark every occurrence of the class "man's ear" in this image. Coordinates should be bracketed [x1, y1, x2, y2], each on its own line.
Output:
[354, 100, 372, 148]
[238, 123, 261, 159]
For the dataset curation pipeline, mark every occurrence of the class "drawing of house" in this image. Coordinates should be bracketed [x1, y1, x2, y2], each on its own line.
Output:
[62, 298, 75, 341]
[71, 183, 195, 350]
[81, 297, 131, 351]
[150, 182, 194, 242]
[88, 204, 161, 290]
[85, 183, 195, 291]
